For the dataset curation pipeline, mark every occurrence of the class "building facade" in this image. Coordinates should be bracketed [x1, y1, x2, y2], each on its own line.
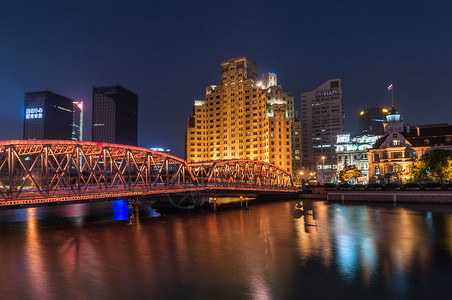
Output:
[72, 101, 83, 141]
[23, 91, 75, 140]
[92, 85, 138, 146]
[300, 79, 344, 183]
[336, 133, 381, 182]
[292, 111, 302, 182]
[186, 57, 299, 175]
[367, 108, 416, 183]
[264, 76, 300, 176]
[367, 107, 452, 183]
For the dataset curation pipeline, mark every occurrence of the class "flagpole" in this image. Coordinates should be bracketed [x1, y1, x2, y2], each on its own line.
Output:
[387, 83, 394, 107]
[391, 83, 394, 107]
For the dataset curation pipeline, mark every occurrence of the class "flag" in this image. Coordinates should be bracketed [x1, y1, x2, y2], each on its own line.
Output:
[387, 84, 393, 91]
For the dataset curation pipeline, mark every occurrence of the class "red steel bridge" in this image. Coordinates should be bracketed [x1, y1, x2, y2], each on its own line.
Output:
[0, 140, 296, 207]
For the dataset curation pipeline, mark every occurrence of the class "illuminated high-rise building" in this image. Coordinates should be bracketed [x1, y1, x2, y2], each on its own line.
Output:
[300, 79, 344, 183]
[264, 74, 301, 176]
[292, 111, 302, 181]
[72, 101, 83, 141]
[359, 107, 387, 135]
[186, 57, 298, 174]
[23, 91, 75, 140]
[92, 85, 138, 146]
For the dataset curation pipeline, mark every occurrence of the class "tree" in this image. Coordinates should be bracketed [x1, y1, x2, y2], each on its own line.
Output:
[384, 173, 393, 184]
[339, 165, 362, 184]
[411, 149, 452, 184]
[411, 160, 428, 183]
[394, 171, 405, 185]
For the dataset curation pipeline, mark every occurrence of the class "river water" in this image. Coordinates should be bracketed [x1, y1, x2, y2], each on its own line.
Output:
[0, 199, 452, 299]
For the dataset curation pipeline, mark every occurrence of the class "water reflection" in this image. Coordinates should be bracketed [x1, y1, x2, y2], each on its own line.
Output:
[25, 208, 50, 299]
[293, 201, 319, 233]
[0, 200, 451, 299]
[113, 200, 129, 220]
[293, 201, 452, 298]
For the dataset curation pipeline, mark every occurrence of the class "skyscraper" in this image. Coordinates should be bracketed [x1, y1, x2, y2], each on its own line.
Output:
[92, 85, 138, 146]
[186, 57, 298, 174]
[72, 101, 83, 141]
[264, 74, 301, 176]
[23, 91, 75, 140]
[292, 111, 302, 181]
[300, 79, 344, 183]
[359, 107, 387, 134]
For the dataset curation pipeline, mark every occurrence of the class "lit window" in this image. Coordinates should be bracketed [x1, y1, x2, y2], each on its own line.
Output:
[393, 164, 402, 173]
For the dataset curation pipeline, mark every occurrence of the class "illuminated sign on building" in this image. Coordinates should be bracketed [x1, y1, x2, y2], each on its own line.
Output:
[336, 133, 350, 144]
[316, 90, 339, 97]
[25, 108, 43, 119]
[150, 147, 171, 153]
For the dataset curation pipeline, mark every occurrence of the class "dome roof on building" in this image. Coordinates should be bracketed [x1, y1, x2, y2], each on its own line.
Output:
[386, 106, 399, 116]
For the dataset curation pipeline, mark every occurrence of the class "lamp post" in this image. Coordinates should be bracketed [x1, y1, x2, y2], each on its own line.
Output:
[299, 171, 303, 187]
[321, 156, 326, 185]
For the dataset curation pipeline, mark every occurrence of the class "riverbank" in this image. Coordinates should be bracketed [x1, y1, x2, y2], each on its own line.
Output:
[325, 190, 452, 204]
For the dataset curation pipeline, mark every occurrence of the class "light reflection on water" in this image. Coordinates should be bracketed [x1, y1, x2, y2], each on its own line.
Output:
[0, 200, 452, 299]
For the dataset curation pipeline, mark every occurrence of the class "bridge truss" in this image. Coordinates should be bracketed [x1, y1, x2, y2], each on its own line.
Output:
[188, 159, 293, 190]
[0, 140, 197, 205]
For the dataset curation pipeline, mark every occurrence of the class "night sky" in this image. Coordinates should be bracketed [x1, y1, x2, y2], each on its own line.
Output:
[1, 0, 451, 157]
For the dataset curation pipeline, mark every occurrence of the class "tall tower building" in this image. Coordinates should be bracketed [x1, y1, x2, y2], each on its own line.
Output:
[186, 57, 298, 174]
[300, 79, 344, 183]
[23, 91, 75, 140]
[92, 85, 138, 146]
[359, 107, 387, 135]
[263, 73, 301, 177]
[72, 101, 83, 141]
[292, 111, 302, 181]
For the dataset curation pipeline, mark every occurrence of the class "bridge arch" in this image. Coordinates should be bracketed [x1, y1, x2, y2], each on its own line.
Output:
[189, 159, 293, 188]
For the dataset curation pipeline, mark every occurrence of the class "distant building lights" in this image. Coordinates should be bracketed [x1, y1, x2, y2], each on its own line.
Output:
[74, 101, 83, 109]
[382, 108, 389, 113]
[360, 111, 365, 116]
[151, 147, 171, 153]
[194, 100, 206, 106]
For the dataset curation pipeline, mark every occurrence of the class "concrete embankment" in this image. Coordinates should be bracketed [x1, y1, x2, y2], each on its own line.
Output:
[326, 190, 452, 204]
[300, 194, 327, 200]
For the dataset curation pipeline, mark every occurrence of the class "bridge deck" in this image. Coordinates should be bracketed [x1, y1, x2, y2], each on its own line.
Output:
[0, 185, 297, 207]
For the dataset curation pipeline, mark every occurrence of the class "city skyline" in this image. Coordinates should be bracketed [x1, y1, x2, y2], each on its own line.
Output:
[1, 1, 452, 156]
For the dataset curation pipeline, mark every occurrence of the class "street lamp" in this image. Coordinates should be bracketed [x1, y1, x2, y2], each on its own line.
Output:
[299, 171, 303, 187]
[321, 156, 326, 185]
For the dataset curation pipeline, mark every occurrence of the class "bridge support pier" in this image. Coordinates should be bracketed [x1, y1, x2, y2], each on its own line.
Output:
[127, 198, 139, 224]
